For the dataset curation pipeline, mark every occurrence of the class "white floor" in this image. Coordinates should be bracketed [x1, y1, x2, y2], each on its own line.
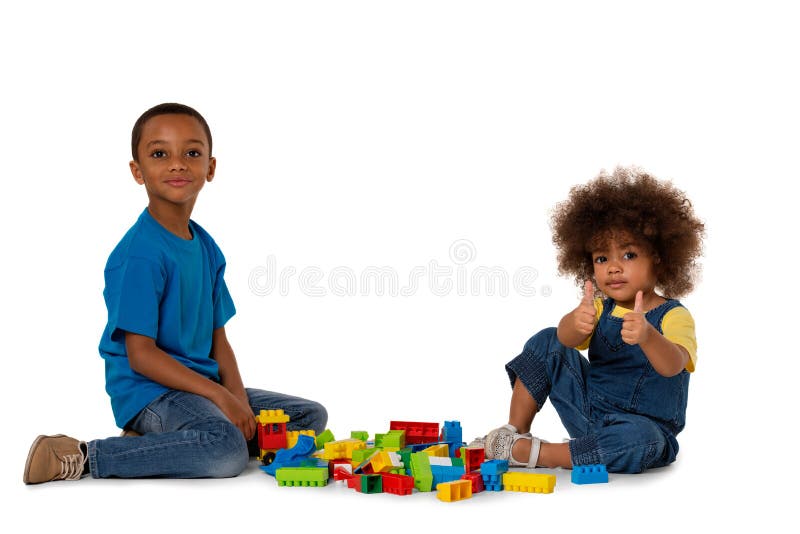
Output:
[10, 448, 785, 533]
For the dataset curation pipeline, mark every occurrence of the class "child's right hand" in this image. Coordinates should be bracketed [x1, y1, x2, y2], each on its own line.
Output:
[572, 280, 598, 336]
[215, 388, 257, 441]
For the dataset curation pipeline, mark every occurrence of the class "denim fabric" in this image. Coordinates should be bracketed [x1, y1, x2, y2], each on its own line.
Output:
[505, 299, 690, 474]
[87, 388, 327, 479]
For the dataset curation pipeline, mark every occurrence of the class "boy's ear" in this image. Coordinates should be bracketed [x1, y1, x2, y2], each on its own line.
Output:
[129, 160, 145, 185]
[206, 156, 217, 182]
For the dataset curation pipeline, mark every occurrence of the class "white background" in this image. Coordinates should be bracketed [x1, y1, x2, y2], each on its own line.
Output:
[2, 1, 796, 531]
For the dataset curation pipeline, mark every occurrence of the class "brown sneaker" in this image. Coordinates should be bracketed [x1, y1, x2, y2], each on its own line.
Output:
[23, 434, 87, 485]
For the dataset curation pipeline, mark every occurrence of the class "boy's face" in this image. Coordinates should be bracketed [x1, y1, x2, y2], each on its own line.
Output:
[590, 232, 659, 309]
[129, 114, 216, 211]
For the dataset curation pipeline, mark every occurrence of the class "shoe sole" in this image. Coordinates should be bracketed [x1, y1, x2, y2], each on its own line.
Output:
[23, 434, 48, 485]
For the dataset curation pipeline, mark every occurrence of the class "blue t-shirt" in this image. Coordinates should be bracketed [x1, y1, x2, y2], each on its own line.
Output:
[98, 208, 236, 428]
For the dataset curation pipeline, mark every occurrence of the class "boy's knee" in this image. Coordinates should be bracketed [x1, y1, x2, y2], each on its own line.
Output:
[299, 401, 328, 435]
[201, 420, 249, 478]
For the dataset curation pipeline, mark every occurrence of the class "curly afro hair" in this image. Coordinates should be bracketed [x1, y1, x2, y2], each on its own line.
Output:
[551, 166, 705, 298]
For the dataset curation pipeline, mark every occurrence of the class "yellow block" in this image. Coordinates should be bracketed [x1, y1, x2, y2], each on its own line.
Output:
[286, 430, 316, 449]
[255, 409, 290, 424]
[370, 451, 403, 473]
[422, 444, 449, 457]
[322, 439, 367, 460]
[502, 472, 556, 494]
[437, 480, 473, 502]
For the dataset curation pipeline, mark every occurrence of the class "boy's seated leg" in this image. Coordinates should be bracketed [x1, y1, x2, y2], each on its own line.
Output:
[87, 390, 249, 479]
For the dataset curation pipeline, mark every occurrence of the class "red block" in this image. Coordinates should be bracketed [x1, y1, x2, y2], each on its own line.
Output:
[380, 473, 414, 496]
[257, 422, 287, 450]
[389, 421, 439, 445]
[462, 472, 485, 493]
[462, 447, 485, 473]
[347, 474, 362, 491]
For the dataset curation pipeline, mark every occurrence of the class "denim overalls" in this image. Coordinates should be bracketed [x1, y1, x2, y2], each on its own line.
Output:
[506, 298, 691, 473]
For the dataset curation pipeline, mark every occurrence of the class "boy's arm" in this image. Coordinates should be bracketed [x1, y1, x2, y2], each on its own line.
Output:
[621, 292, 689, 377]
[210, 327, 251, 413]
[125, 332, 256, 440]
[557, 280, 597, 348]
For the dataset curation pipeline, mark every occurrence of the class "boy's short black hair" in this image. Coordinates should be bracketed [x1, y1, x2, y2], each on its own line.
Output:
[131, 103, 213, 161]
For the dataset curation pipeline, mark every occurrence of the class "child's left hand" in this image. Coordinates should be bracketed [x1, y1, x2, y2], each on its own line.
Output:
[621, 291, 653, 345]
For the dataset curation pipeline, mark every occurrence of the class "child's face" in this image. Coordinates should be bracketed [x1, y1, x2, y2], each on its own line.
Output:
[129, 114, 216, 211]
[591, 233, 658, 309]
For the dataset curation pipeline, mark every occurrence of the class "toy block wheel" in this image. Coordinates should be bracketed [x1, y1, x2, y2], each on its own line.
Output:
[261, 451, 276, 466]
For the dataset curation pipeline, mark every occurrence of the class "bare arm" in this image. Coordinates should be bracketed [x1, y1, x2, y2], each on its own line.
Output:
[211, 327, 256, 439]
[125, 331, 255, 439]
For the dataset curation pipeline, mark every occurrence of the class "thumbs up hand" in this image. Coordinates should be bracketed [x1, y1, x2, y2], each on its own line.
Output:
[621, 291, 652, 345]
[572, 280, 598, 337]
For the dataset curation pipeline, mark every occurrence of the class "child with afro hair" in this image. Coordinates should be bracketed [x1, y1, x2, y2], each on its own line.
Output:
[472, 166, 704, 474]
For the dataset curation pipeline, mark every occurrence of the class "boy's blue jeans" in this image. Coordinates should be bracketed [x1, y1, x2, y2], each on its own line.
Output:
[506, 328, 680, 473]
[86, 388, 327, 479]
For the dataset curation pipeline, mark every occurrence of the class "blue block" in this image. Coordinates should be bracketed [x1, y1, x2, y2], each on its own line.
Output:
[571, 464, 609, 484]
[261, 435, 318, 476]
[430, 464, 465, 487]
[441, 421, 463, 444]
[480, 459, 509, 476]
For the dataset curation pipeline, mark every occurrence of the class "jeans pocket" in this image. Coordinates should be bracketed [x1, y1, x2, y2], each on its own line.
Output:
[132, 407, 164, 433]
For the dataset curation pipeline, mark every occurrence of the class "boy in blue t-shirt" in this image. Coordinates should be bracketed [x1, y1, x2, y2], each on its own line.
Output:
[24, 103, 328, 484]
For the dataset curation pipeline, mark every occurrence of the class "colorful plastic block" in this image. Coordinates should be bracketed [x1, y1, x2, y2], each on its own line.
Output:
[261, 434, 317, 476]
[436, 479, 473, 502]
[375, 429, 406, 449]
[571, 464, 609, 484]
[380, 473, 414, 496]
[390, 421, 439, 445]
[275, 466, 328, 487]
[502, 472, 556, 494]
[461, 472, 485, 493]
[350, 431, 369, 441]
[430, 464, 465, 487]
[480, 459, 509, 475]
[409, 452, 433, 492]
[255, 409, 291, 424]
[322, 439, 366, 460]
[461, 447, 485, 473]
[481, 459, 508, 491]
[440, 421, 463, 444]
[370, 451, 404, 473]
[315, 429, 335, 450]
[422, 444, 450, 457]
[286, 429, 316, 449]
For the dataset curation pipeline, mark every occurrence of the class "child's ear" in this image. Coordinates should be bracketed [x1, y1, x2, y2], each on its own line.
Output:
[206, 156, 216, 183]
[129, 160, 145, 185]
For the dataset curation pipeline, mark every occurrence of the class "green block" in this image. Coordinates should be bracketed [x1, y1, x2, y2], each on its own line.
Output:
[398, 447, 413, 470]
[374, 429, 405, 449]
[361, 474, 383, 494]
[352, 448, 378, 464]
[452, 457, 464, 467]
[275, 467, 329, 487]
[409, 452, 433, 492]
[350, 431, 369, 441]
[315, 429, 335, 450]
